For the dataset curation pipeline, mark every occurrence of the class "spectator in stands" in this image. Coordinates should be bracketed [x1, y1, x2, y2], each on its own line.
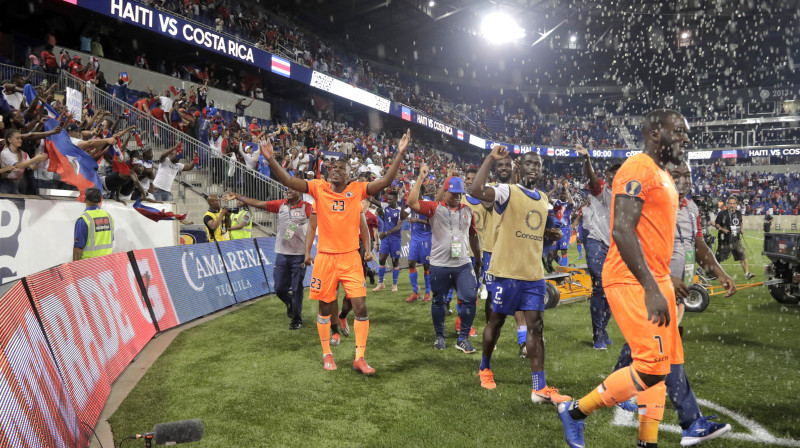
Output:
[248, 118, 260, 136]
[112, 78, 130, 103]
[152, 143, 196, 201]
[235, 98, 254, 127]
[41, 44, 58, 74]
[73, 187, 114, 260]
[0, 129, 49, 194]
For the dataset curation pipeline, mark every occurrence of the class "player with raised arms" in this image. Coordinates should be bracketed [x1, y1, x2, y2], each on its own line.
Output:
[259, 129, 411, 374]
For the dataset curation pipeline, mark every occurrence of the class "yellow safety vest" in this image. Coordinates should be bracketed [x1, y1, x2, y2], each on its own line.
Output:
[204, 210, 230, 241]
[230, 209, 253, 239]
[79, 209, 114, 259]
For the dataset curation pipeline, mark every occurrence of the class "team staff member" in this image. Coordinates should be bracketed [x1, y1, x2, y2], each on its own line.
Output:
[73, 187, 114, 260]
[715, 196, 755, 279]
[224, 188, 312, 329]
[203, 194, 230, 242]
[372, 191, 408, 292]
[261, 129, 411, 374]
[407, 168, 481, 353]
[470, 146, 568, 404]
[558, 109, 689, 448]
[229, 200, 253, 240]
[550, 183, 575, 266]
[613, 161, 735, 447]
[575, 144, 621, 350]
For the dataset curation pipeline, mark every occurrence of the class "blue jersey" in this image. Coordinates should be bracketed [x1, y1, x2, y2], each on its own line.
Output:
[408, 196, 432, 241]
[554, 200, 572, 227]
[382, 206, 402, 239]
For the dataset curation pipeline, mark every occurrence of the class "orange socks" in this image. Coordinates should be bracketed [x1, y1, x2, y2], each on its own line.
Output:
[578, 366, 645, 416]
[354, 317, 369, 359]
[317, 314, 331, 355]
[637, 381, 667, 444]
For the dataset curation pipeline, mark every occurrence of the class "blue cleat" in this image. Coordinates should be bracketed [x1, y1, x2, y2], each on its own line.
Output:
[680, 415, 731, 446]
[557, 401, 585, 448]
[617, 398, 638, 413]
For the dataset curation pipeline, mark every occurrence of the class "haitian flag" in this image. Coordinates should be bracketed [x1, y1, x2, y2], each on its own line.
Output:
[43, 119, 102, 201]
[133, 200, 187, 222]
[401, 106, 412, 121]
[23, 84, 58, 118]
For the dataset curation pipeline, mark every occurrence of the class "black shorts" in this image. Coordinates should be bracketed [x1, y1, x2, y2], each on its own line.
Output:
[104, 172, 135, 196]
[716, 238, 746, 262]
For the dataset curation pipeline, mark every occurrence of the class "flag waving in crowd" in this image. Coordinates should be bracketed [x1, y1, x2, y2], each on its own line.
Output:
[43, 118, 102, 201]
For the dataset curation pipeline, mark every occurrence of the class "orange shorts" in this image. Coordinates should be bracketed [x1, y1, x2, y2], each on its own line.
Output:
[309, 250, 367, 303]
[606, 279, 684, 376]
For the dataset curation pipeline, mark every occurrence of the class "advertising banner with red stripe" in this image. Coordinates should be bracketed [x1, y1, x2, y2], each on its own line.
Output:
[0, 280, 80, 448]
[130, 249, 180, 331]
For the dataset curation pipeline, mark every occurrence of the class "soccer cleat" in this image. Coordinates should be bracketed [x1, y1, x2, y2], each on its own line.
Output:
[406, 292, 420, 302]
[391, 284, 398, 292]
[446, 308, 453, 316]
[532, 386, 572, 404]
[745, 272, 755, 280]
[557, 401, 586, 448]
[289, 322, 302, 330]
[519, 343, 528, 358]
[455, 338, 477, 354]
[423, 293, 431, 301]
[617, 398, 638, 413]
[469, 327, 478, 337]
[434, 336, 446, 350]
[339, 317, 350, 337]
[593, 339, 607, 350]
[680, 415, 731, 446]
[352, 357, 376, 375]
[330, 333, 340, 346]
[372, 283, 385, 292]
[323, 354, 337, 371]
[478, 369, 496, 390]
[577, 255, 584, 260]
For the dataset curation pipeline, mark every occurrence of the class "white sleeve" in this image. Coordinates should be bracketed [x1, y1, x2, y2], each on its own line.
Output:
[491, 184, 511, 206]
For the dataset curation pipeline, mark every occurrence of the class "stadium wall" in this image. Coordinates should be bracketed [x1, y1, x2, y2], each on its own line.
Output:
[0, 196, 178, 284]
[0, 234, 317, 447]
[54, 46, 272, 121]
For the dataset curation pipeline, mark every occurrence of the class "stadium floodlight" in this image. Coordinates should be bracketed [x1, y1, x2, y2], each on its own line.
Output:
[429, 1, 435, 6]
[681, 31, 690, 39]
[570, 35, 577, 42]
[480, 12, 525, 44]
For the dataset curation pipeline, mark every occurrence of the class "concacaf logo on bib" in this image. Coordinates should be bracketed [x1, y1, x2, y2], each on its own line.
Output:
[525, 210, 543, 231]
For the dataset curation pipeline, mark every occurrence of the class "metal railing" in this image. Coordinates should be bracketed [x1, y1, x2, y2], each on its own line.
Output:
[1, 63, 284, 232]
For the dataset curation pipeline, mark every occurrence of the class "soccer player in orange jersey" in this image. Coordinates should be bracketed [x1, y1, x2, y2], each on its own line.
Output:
[261, 129, 411, 374]
[557, 110, 689, 448]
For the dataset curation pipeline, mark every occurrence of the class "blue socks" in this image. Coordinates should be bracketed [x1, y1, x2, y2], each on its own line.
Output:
[480, 354, 491, 371]
[560, 256, 569, 266]
[392, 267, 399, 286]
[532, 370, 546, 390]
[446, 289, 453, 303]
[409, 268, 418, 293]
[577, 244, 583, 257]
[424, 270, 431, 294]
[378, 265, 386, 283]
[517, 326, 527, 345]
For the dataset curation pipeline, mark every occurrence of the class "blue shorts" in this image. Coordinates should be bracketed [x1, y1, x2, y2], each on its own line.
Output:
[430, 263, 478, 304]
[491, 277, 546, 315]
[557, 227, 571, 250]
[482, 251, 493, 287]
[408, 238, 431, 264]
[379, 237, 402, 258]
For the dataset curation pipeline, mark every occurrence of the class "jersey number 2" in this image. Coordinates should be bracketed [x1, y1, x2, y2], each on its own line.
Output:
[332, 200, 345, 212]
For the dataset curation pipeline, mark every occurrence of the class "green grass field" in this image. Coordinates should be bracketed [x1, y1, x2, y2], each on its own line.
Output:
[110, 236, 800, 447]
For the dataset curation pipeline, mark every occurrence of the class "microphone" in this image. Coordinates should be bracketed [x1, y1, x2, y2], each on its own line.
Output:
[152, 419, 204, 445]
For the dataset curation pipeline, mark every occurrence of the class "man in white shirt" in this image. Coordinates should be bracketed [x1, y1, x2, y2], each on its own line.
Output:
[153, 143, 195, 201]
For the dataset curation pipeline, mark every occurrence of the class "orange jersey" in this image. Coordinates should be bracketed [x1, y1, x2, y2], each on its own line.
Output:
[602, 153, 678, 287]
[307, 179, 369, 254]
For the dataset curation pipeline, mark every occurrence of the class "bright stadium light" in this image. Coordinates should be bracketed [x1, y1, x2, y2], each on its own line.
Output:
[480, 12, 525, 44]
[570, 35, 577, 42]
[681, 31, 690, 39]
[429, 1, 435, 6]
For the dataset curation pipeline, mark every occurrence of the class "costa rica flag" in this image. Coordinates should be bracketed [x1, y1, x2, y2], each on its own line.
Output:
[456, 130, 464, 140]
[271, 55, 291, 77]
[546, 148, 555, 156]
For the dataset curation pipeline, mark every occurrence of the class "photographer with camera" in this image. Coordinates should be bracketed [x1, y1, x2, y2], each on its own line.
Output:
[715, 196, 754, 279]
[203, 194, 231, 242]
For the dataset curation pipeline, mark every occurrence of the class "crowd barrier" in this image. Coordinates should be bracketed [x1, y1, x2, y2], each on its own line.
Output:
[0, 235, 316, 447]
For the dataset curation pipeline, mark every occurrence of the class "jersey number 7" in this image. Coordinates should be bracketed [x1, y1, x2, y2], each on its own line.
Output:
[332, 200, 345, 212]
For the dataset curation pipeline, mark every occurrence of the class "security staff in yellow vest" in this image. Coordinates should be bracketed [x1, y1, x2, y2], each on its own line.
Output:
[203, 194, 231, 242]
[73, 187, 114, 260]
[470, 145, 569, 403]
[229, 200, 253, 239]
